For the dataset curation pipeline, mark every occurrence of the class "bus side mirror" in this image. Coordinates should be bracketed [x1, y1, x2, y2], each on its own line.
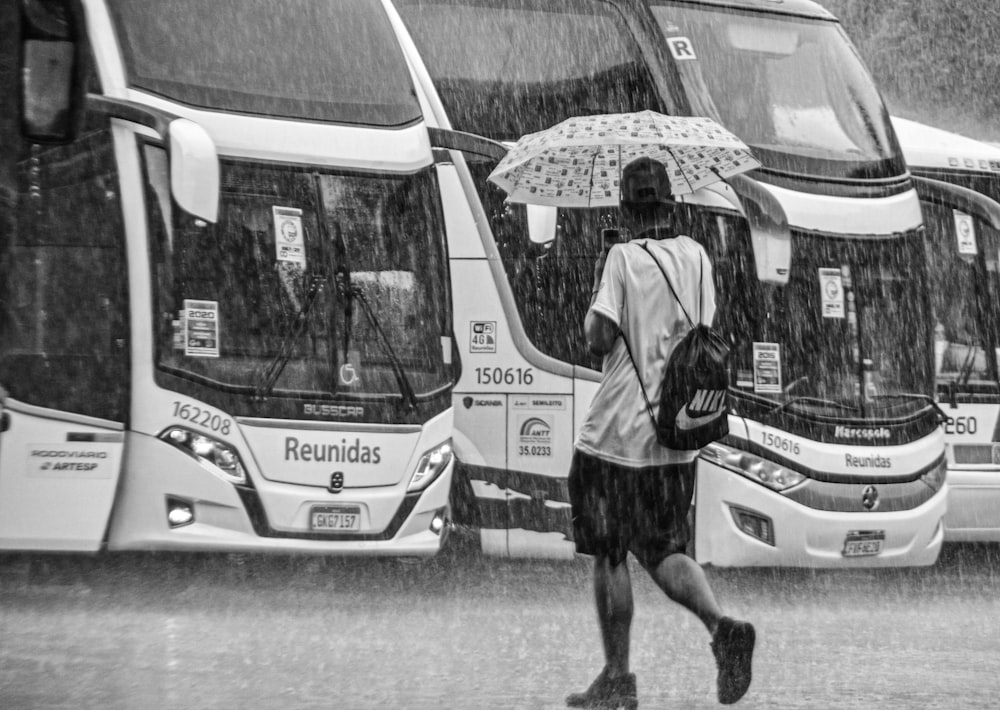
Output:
[526, 204, 557, 245]
[20, 0, 87, 144]
[86, 95, 220, 223]
[169, 119, 220, 223]
[707, 174, 792, 285]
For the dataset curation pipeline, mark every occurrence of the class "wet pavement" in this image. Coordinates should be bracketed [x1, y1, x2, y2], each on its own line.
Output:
[1, 536, 999, 709]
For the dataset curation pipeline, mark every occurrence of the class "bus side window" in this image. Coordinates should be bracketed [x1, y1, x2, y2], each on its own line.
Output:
[0, 125, 129, 420]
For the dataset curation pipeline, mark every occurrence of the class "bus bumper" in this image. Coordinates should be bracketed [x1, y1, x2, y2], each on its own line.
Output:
[694, 461, 947, 567]
[106, 433, 454, 557]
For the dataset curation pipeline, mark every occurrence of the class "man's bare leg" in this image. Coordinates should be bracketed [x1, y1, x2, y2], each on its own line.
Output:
[594, 554, 633, 676]
[643, 552, 755, 704]
[643, 552, 723, 633]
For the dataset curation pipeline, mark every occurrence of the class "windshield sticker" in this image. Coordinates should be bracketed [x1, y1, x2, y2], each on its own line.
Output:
[736, 369, 753, 389]
[819, 268, 845, 319]
[753, 342, 782, 394]
[273, 206, 306, 265]
[184, 299, 220, 358]
[667, 36, 696, 61]
[954, 210, 977, 255]
[470, 321, 497, 353]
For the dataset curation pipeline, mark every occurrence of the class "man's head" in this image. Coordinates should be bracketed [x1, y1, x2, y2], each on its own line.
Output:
[619, 157, 676, 237]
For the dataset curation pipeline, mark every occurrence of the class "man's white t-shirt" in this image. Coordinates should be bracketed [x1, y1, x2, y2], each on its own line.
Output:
[576, 235, 716, 468]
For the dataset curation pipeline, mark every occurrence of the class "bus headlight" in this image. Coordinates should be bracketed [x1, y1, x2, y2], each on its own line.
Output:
[160, 426, 247, 485]
[407, 440, 452, 493]
[919, 457, 947, 492]
[701, 442, 805, 491]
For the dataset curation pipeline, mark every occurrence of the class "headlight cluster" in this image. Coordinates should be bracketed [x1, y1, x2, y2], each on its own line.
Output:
[407, 440, 453, 492]
[701, 442, 805, 491]
[919, 457, 947, 492]
[159, 426, 247, 485]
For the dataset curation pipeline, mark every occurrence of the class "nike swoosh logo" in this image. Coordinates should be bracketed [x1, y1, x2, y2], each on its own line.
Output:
[675, 405, 725, 431]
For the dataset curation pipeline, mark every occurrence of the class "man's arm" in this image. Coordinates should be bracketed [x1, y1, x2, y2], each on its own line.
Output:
[585, 306, 617, 356]
[586, 244, 619, 356]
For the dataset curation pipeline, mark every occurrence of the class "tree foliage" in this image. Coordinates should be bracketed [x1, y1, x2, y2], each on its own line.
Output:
[822, 0, 1000, 140]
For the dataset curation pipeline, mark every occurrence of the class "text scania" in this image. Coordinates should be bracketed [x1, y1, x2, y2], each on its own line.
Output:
[834, 426, 891, 440]
[845, 453, 892, 469]
[285, 437, 381, 464]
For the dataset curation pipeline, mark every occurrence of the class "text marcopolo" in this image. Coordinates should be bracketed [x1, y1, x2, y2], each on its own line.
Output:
[834, 425, 891, 440]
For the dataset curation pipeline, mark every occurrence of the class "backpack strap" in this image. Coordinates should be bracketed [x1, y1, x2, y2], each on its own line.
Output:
[638, 241, 704, 327]
[619, 328, 658, 432]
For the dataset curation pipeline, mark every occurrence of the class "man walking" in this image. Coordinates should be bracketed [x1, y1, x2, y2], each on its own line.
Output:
[566, 157, 755, 708]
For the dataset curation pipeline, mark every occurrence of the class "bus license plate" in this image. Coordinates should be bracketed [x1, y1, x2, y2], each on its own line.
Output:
[310, 505, 361, 532]
[842, 530, 885, 557]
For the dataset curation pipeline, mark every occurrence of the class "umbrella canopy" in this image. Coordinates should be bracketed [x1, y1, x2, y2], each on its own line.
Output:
[487, 110, 760, 208]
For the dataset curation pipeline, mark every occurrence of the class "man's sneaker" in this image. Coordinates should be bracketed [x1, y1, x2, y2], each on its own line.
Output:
[566, 667, 638, 710]
[711, 617, 755, 704]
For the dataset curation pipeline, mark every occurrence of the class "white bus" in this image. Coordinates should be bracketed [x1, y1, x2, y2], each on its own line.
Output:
[393, 0, 948, 565]
[0, 0, 487, 556]
[892, 116, 1000, 542]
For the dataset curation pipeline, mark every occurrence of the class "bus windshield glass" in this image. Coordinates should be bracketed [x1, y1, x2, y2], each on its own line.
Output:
[648, 2, 906, 181]
[713, 228, 934, 417]
[106, 0, 421, 126]
[142, 146, 453, 405]
[924, 201, 1000, 392]
[395, 0, 665, 140]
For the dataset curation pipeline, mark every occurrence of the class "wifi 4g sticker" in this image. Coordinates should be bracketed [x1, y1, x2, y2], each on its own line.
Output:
[470, 321, 496, 353]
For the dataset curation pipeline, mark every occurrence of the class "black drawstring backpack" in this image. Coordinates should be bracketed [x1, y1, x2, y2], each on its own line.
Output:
[620, 242, 730, 450]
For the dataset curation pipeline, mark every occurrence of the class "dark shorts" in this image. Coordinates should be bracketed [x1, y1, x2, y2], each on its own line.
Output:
[568, 449, 696, 568]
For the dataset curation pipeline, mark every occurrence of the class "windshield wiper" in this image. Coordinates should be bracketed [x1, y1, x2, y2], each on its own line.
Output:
[763, 395, 857, 423]
[957, 345, 980, 387]
[344, 281, 418, 411]
[254, 272, 326, 400]
[868, 394, 949, 423]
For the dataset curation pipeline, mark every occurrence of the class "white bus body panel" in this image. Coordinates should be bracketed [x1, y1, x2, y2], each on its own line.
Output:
[892, 116, 1000, 172]
[757, 182, 923, 235]
[101, 83, 455, 557]
[0, 400, 124, 551]
[387, 1, 944, 564]
[893, 116, 1000, 542]
[940, 403, 1000, 541]
[102, 114, 457, 554]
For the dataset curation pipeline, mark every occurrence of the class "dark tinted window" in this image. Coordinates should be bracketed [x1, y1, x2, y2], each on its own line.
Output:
[0, 128, 129, 420]
[650, 1, 906, 181]
[397, 0, 664, 140]
[107, 0, 421, 126]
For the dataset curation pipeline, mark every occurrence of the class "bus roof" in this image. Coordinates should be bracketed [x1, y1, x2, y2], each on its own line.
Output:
[892, 116, 1000, 175]
[662, 0, 836, 21]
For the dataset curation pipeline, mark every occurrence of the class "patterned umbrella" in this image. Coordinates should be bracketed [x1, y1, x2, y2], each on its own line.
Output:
[487, 111, 760, 207]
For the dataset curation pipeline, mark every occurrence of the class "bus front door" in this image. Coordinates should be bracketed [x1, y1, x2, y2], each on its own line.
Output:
[0, 126, 130, 552]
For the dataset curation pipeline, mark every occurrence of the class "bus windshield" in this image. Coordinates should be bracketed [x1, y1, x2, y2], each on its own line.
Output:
[648, 2, 906, 181]
[714, 226, 935, 418]
[141, 146, 453, 407]
[106, 0, 421, 126]
[395, 0, 665, 140]
[923, 200, 1000, 392]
